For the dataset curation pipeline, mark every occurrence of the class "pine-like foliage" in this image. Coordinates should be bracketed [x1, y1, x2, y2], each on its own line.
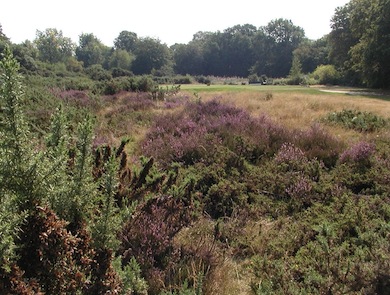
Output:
[0, 46, 35, 268]
[92, 153, 120, 250]
[0, 45, 125, 293]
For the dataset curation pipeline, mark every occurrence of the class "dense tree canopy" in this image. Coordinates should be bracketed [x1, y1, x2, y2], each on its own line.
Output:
[349, 0, 390, 88]
[172, 20, 306, 78]
[329, 0, 390, 87]
[293, 37, 329, 74]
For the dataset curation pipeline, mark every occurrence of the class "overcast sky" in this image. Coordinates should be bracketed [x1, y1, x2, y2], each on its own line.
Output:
[1, 0, 350, 46]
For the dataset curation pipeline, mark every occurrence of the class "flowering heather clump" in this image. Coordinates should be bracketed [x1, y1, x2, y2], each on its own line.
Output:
[275, 143, 308, 171]
[285, 173, 313, 203]
[187, 100, 291, 159]
[51, 88, 94, 108]
[339, 141, 376, 166]
[119, 92, 156, 111]
[102, 92, 156, 112]
[142, 112, 221, 167]
[295, 123, 343, 167]
[142, 100, 291, 167]
[163, 94, 191, 109]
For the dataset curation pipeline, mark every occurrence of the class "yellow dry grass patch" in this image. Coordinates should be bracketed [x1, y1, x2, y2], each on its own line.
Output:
[205, 258, 253, 295]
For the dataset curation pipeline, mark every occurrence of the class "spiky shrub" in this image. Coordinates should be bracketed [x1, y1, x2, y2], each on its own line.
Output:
[113, 256, 148, 295]
[16, 206, 92, 294]
[0, 45, 47, 208]
[0, 47, 125, 294]
[0, 192, 22, 271]
[0, 263, 42, 294]
[0, 46, 51, 269]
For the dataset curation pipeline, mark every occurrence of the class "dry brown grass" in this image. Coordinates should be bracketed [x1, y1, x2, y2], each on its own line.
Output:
[190, 89, 390, 144]
[205, 258, 253, 295]
[97, 88, 389, 152]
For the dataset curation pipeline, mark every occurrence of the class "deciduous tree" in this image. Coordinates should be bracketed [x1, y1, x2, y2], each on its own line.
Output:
[114, 30, 138, 52]
[76, 33, 109, 68]
[34, 28, 75, 63]
[131, 37, 172, 75]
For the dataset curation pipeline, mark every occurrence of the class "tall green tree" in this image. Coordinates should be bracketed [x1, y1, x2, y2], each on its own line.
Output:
[292, 37, 330, 74]
[172, 43, 204, 75]
[108, 48, 134, 70]
[131, 37, 172, 75]
[220, 24, 256, 77]
[201, 33, 224, 76]
[250, 29, 272, 76]
[261, 19, 306, 77]
[34, 28, 75, 63]
[328, 2, 358, 84]
[329, 0, 390, 88]
[349, 0, 390, 88]
[12, 41, 39, 72]
[0, 24, 7, 40]
[114, 30, 138, 53]
[76, 33, 109, 68]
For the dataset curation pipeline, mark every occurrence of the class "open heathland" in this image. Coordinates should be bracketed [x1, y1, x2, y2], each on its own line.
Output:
[1, 48, 390, 294]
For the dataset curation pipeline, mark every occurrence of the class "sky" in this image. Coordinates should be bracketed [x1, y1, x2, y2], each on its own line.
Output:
[1, 0, 351, 46]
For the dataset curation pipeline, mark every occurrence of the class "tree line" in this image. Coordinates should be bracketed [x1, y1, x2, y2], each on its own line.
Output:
[1, 0, 389, 88]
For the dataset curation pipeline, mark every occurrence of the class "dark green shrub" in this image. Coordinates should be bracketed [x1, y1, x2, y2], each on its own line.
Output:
[250, 195, 390, 294]
[86, 64, 112, 81]
[137, 75, 157, 92]
[205, 179, 247, 218]
[111, 67, 133, 78]
[312, 64, 340, 85]
[324, 109, 388, 132]
[173, 75, 192, 84]
[195, 75, 211, 85]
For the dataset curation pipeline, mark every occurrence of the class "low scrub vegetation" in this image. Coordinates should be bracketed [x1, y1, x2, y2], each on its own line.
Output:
[324, 109, 389, 132]
[1, 47, 389, 294]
